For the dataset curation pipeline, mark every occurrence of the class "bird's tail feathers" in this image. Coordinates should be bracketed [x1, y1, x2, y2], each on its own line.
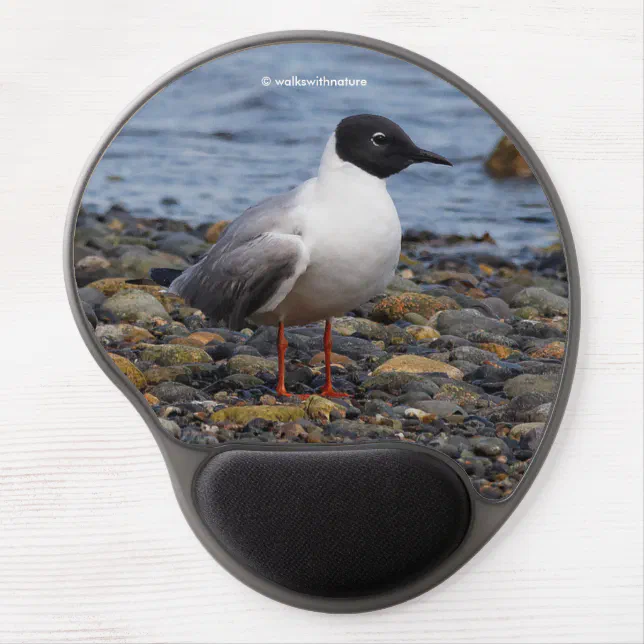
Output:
[149, 268, 184, 287]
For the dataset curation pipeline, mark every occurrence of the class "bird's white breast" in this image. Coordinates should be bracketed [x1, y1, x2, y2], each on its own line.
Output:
[265, 138, 402, 325]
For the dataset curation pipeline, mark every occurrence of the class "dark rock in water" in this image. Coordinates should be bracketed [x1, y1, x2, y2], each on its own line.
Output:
[485, 135, 533, 179]
[78, 286, 106, 308]
[150, 382, 207, 403]
[436, 310, 513, 338]
[82, 301, 98, 328]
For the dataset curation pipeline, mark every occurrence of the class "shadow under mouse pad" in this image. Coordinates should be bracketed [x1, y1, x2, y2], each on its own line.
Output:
[65, 31, 579, 612]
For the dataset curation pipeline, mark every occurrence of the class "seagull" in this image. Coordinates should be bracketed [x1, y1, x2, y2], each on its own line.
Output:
[151, 114, 452, 398]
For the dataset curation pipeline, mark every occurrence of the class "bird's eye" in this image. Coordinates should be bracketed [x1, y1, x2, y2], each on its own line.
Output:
[371, 132, 388, 146]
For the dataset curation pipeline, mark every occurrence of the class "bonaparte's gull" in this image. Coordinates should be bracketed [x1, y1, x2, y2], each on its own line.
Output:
[152, 114, 452, 397]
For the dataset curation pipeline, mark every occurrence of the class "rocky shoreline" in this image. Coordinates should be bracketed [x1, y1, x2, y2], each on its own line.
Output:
[74, 205, 569, 500]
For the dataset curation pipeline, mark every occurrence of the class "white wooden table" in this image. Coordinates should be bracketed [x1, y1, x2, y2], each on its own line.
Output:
[1, 1, 642, 642]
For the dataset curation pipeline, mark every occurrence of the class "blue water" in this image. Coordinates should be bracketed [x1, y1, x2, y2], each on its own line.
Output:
[83, 43, 558, 252]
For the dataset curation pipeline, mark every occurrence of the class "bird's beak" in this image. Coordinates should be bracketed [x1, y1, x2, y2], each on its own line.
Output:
[410, 147, 453, 167]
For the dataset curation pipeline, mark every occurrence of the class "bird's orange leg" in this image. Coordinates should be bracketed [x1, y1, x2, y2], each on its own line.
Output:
[275, 321, 290, 397]
[319, 319, 350, 398]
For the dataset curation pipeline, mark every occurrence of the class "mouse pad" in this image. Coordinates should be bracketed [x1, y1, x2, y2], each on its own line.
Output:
[64, 31, 579, 612]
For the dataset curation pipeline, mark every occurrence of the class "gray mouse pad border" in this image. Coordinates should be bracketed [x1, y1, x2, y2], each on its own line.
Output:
[63, 30, 580, 613]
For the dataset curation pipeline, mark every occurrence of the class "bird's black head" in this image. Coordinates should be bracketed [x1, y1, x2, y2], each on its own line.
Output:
[334, 114, 452, 179]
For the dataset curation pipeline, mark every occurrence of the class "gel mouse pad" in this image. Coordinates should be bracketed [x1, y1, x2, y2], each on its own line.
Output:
[64, 32, 579, 612]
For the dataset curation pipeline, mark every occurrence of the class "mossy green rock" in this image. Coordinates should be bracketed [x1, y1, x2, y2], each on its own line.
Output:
[370, 292, 459, 324]
[304, 395, 347, 422]
[139, 343, 212, 366]
[227, 354, 278, 376]
[108, 353, 146, 390]
[144, 365, 192, 385]
[210, 405, 305, 424]
[103, 290, 170, 323]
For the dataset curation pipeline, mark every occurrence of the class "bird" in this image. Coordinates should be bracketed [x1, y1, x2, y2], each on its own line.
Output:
[151, 114, 452, 398]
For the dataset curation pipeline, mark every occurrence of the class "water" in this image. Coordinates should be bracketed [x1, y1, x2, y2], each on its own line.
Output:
[83, 43, 558, 253]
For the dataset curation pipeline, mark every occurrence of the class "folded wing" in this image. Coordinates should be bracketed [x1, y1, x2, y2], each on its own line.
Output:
[169, 232, 309, 330]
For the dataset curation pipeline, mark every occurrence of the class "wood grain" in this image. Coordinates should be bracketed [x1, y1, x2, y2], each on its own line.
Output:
[0, 1, 642, 642]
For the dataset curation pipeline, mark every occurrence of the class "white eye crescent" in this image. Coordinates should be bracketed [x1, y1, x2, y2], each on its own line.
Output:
[371, 132, 387, 146]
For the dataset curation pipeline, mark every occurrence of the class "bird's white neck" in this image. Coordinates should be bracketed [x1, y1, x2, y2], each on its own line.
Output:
[317, 133, 387, 190]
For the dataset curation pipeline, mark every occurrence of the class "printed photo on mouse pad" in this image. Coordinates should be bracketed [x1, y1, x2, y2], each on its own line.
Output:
[72, 43, 570, 500]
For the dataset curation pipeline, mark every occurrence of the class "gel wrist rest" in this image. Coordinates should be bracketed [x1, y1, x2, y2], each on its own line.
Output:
[64, 31, 579, 613]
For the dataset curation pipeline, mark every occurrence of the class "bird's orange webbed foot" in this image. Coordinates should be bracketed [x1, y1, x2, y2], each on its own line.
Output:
[318, 385, 350, 399]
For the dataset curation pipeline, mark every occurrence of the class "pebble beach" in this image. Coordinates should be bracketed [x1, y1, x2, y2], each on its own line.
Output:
[74, 194, 569, 501]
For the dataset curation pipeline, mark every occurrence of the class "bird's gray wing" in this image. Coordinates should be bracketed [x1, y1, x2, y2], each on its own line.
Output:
[169, 231, 309, 330]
